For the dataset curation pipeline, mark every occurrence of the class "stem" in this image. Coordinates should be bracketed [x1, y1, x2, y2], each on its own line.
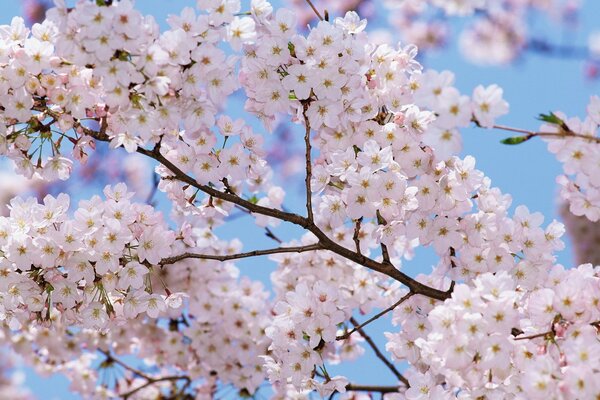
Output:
[160, 243, 322, 265]
[36, 105, 453, 301]
[513, 331, 553, 341]
[345, 384, 400, 394]
[353, 218, 362, 255]
[304, 0, 324, 21]
[121, 375, 191, 399]
[488, 123, 600, 144]
[337, 292, 414, 340]
[302, 102, 314, 222]
[99, 350, 152, 381]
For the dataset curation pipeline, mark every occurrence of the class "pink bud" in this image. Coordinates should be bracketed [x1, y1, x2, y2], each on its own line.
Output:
[394, 113, 405, 125]
[49, 56, 62, 68]
[537, 344, 547, 355]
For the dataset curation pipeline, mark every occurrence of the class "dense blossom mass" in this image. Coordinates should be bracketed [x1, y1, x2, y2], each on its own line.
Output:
[0, 0, 599, 399]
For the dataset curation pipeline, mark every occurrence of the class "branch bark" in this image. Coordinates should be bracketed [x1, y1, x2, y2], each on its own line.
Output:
[337, 292, 414, 340]
[37, 106, 453, 301]
[484, 123, 600, 144]
[302, 102, 315, 222]
[345, 383, 400, 394]
[160, 243, 322, 266]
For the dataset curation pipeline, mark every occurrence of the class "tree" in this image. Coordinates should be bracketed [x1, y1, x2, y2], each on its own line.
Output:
[0, 0, 600, 398]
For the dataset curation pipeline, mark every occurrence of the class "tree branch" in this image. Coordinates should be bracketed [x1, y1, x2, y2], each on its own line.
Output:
[484, 123, 600, 144]
[99, 350, 190, 399]
[348, 317, 409, 388]
[99, 350, 152, 381]
[512, 330, 553, 341]
[353, 218, 362, 255]
[121, 375, 191, 399]
[160, 243, 323, 266]
[38, 106, 452, 301]
[337, 292, 414, 340]
[304, 0, 324, 21]
[345, 384, 400, 394]
[302, 102, 315, 222]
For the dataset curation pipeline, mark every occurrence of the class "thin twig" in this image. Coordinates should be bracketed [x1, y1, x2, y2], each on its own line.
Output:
[121, 375, 191, 399]
[146, 173, 160, 205]
[160, 243, 322, 265]
[304, 0, 324, 20]
[337, 292, 414, 340]
[265, 227, 283, 244]
[488, 124, 600, 144]
[99, 350, 152, 381]
[302, 102, 314, 222]
[353, 218, 362, 255]
[512, 331, 553, 341]
[35, 104, 453, 301]
[349, 317, 410, 388]
[345, 384, 400, 394]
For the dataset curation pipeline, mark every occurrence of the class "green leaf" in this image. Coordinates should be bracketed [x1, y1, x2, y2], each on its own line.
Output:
[248, 195, 259, 204]
[500, 136, 530, 145]
[537, 112, 564, 126]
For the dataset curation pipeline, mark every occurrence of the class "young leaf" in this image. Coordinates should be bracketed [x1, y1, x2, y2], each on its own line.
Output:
[501, 135, 530, 145]
[537, 112, 564, 126]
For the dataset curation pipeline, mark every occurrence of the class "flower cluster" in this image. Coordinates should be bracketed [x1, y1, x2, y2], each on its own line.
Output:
[0, 183, 178, 330]
[386, 264, 600, 399]
[541, 98, 600, 221]
[281, 0, 591, 69]
[263, 280, 350, 397]
[1, 0, 599, 398]
[2, 190, 274, 398]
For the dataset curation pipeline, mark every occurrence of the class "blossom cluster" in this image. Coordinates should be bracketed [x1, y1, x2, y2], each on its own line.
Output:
[0, 183, 178, 330]
[541, 97, 600, 222]
[0, 0, 599, 398]
[283, 0, 590, 68]
[386, 264, 600, 399]
[1, 188, 274, 398]
[263, 280, 350, 397]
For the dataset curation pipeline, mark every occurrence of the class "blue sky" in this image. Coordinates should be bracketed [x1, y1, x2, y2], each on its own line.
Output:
[2, 0, 600, 398]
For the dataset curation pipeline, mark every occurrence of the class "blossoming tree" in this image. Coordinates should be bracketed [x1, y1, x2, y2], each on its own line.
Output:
[1, 0, 600, 399]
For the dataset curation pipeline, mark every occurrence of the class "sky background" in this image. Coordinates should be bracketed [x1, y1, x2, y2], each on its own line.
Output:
[2, 0, 600, 398]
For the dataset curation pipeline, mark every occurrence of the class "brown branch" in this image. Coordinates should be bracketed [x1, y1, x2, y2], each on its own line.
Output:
[265, 226, 283, 244]
[353, 218, 362, 255]
[345, 384, 400, 393]
[487, 123, 600, 144]
[304, 0, 324, 21]
[302, 102, 314, 222]
[99, 350, 152, 381]
[99, 350, 191, 399]
[121, 375, 191, 399]
[160, 243, 322, 265]
[380, 243, 391, 265]
[348, 317, 409, 388]
[337, 292, 414, 340]
[37, 106, 452, 301]
[512, 330, 553, 341]
[135, 140, 452, 300]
